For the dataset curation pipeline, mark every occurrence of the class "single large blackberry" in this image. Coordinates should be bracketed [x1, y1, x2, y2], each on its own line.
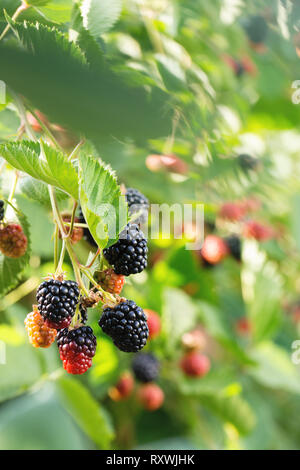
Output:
[0, 200, 4, 222]
[103, 224, 148, 276]
[36, 279, 80, 330]
[225, 235, 242, 261]
[99, 300, 149, 352]
[57, 325, 97, 375]
[132, 353, 160, 383]
[126, 188, 149, 224]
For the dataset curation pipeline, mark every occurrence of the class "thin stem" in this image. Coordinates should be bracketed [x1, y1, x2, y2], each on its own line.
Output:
[0, 1, 30, 41]
[66, 240, 89, 296]
[48, 185, 66, 237]
[54, 224, 59, 271]
[8, 171, 19, 203]
[69, 200, 78, 239]
[68, 139, 85, 161]
[11, 91, 37, 142]
[80, 248, 100, 269]
[26, 104, 63, 151]
[55, 239, 66, 276]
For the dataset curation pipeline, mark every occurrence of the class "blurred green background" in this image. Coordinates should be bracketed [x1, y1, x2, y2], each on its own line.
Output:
[1, 0, 300, 450]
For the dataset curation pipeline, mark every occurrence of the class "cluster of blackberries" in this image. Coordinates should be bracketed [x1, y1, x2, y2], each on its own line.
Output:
[103, 223, 148, 276]
[99, 300, 149, 352]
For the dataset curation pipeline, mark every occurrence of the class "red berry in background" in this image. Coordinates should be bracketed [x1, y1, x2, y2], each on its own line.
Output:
[201, 235, 228, 265]
[0, 223, 28, 258]
[235, 317, 251, 336]
[180, 352, 211, 377]
[57, 326, 97, 375]
[96, 268, 125, 295]
[145, 309, 161, 339]
[137, 383, 164, 411]
[60, 215, 83, 244]
[243, 220, 275, 241]
[25, 306, 57, 348]
[219, 202, 246, 221]
[109, 372, 134, 401]
[241, 197, 261, 213]
[146, 154, 188, 175]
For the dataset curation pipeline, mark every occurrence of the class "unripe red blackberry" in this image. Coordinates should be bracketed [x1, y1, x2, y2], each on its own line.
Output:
[24, 306, 57, 348]
[138, 384, 164, 411]
[132, 353, 160, 383]
[96, 268, 125, 295]
[180, 352, 211, 377]
[201, 235, 228, 265]
[144, 309, 161, 339]
[36, 279, 80, 330]
[126, 188, 149, 224]
[103, 224, 148, 276]
[219, 202, 246, 221]
[109, 372, 134, 401]
[99, 299, 149, 352]
[0, 223, 28, 258]
[243, 220, 275, 241]
[57, 325, 97, 375]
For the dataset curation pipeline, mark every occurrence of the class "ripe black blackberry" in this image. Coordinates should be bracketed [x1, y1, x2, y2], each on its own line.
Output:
[57, 325, 97, 374]
[132, 353, 160, 383]
[99, 300, 149, 352]
[36, 279, 80, 330]
[238, 154, 259, 171]
[0, 200, 4, 222]
[126, 188, 149, 224]
[243, 15, 268, 44]
[103, 223, 148, 276]
[225, 235, 242, 262]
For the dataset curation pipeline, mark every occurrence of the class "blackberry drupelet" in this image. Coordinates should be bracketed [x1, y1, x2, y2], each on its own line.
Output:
[0, 200, 4, 222]
[99, 300, 149, 352]
[103, 223, 148, 276]
[132, 353, 160, 383]
[225, 235, 242, 261]
[36, 279, 80, 330]
[126, 188, 149, 224]
[57, 325, 97, 374]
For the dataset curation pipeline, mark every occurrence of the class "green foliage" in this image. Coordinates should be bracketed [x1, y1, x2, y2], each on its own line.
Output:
[80, 0, 122, 37]
[79, 153, 128, 248]
[57, 376, 114, 449]
[0, 140, 79, 198]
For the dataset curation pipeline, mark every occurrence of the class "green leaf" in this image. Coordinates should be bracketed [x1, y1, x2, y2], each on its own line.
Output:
[0, 205, 31, 297]
[57, 376, 114, 449]
[34, 0, 73, 23]
[162, 288, 197, 349]
[78, 153, 127, 248]
[0, 21, 172, 142]
[80, 0, 122, 37]
[0, 140, 79, 199]
[200, 393, 256, 436]
[247, 264, 282, 343]
[20, 176, 69, 207]
[249, 342, 300, 394]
